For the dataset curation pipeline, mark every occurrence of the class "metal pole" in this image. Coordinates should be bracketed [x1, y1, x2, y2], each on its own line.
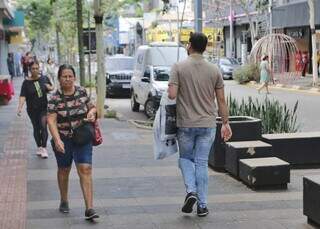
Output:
[229, 0, 234, 58]
[195, 0, 202, 32]
[177, 5, 180, 61]
[269, 0, 273, 34]
[88, 9, 92, 98]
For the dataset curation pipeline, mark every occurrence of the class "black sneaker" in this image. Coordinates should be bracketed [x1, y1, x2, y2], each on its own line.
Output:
[85, 208, 99, 220]
[59, 201, 69, 213]
[197, 206, 209, 217]
[181, 192, 198, 213]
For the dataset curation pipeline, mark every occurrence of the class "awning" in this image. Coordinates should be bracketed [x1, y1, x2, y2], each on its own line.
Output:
[3, 10, 24, 33]
[3, 10, 24, 27]
[272, 1, 320, 28]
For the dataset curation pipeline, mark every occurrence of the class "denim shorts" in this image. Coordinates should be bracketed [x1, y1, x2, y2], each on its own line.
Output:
[51, 138, 93, 168]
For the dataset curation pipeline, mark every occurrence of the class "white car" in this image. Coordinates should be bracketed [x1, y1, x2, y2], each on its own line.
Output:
[130, 42, 187, 117]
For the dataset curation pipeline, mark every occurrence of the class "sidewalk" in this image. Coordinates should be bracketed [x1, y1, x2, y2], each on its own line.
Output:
[26, 118, 319, 229]
[250, 74, 320, 94]
[0, 77, 28, 229]
[1, 78, 319, 229]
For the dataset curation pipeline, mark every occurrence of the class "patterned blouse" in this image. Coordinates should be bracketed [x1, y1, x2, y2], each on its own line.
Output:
[48, 86, 95, 138]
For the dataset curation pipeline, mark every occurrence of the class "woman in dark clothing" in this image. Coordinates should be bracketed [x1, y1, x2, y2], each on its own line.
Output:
[7, 53, 15, 79]
[17, 60, 54, 158]
[21, 51, 33, 78]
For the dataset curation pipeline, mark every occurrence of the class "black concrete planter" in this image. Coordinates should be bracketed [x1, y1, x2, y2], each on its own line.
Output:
[262, 132, 320, 167]
[208, 116, 262, 172]
[303, 176, 320, 226]
[225, 140, 273, 178]
[239, 157, 290, 189]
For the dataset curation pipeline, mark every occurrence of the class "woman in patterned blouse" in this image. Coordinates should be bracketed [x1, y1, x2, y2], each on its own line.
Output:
[47, 64, 99, 220]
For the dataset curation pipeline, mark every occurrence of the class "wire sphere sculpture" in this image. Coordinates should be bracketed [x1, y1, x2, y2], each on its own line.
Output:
[249, 34, 300, 84]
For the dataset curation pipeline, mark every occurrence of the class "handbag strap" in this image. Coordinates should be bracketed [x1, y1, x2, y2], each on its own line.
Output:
[61, 92, 74, 134]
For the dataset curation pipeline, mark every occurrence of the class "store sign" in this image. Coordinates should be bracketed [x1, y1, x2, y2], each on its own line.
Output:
[83, 28, 96, 54]
[286, 29, 304, 39]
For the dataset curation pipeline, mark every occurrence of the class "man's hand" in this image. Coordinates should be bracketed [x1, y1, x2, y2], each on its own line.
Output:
[54, 138, 65, 153]
[85, 110, 96, 123]
[221, 123, 232, 142]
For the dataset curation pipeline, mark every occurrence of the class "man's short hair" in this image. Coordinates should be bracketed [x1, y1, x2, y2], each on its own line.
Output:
[189, 32, 208, 53]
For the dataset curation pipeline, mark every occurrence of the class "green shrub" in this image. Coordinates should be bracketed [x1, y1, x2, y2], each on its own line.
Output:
[84, 81, 96, 88]
[104, 110, 117, 119]
[233, 63, 260, 84]
[227, 94, 299, 134]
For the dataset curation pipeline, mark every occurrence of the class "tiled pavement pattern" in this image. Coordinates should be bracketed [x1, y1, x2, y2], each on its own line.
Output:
[27, 119, 319, 229]
[1, 77, 320, 229]
[0, 78, 28, 229]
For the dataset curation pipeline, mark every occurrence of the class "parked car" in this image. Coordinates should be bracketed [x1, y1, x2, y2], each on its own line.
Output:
[130, 42, 188, 118]
[216, 57, 240, 79]
[105, 55, 134, 97]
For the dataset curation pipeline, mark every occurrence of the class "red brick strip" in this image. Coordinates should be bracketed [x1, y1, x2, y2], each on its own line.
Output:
[0, 117, 28, 229]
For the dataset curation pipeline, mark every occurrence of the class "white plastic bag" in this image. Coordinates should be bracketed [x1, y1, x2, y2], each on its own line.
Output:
[153, 102, 178, 160]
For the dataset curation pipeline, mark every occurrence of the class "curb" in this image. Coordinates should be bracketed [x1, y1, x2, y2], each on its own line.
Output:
[247, 81, 320, 95]
[128, 119, 153, 130]
[115, 111, 126, 122]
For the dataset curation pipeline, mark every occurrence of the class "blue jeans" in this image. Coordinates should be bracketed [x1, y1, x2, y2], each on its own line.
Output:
[177, 127, 216, 208]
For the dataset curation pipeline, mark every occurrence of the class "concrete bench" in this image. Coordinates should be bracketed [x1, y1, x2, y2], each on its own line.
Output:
[262, 132, 320, 167]
[225, 140, 273, 178]
[303, 175, 320, 226]
[239, 157, 290, 189]
[208, 116, 262, 172]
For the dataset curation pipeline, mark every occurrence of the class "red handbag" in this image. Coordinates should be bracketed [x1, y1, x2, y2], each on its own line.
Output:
[93, 120, 103, 146]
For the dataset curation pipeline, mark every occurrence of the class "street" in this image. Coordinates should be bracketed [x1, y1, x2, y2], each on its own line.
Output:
[105, 97, 148, 122]
[106, 80, 320, 132]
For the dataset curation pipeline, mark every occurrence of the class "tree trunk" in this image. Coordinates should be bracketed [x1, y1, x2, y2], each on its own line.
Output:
[94, 0, 106, 118]
[308, 0, 318, 86]
[76, 0, 85, 86]
[55, 23, 61, 64]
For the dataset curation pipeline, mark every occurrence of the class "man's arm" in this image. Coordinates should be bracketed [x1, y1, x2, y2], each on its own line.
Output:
[216, 88, 228, 123]
[168, 83, 178, 100]
[215, 87, 232, 142]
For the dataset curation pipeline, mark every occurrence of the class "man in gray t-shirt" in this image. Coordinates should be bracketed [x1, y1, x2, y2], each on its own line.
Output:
[168, 32, 232, 217]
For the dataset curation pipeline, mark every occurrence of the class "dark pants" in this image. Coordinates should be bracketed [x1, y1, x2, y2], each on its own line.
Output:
[23, 66, 28, 78]
[302, 64, 307, 77]
[27, 110, 48, 147]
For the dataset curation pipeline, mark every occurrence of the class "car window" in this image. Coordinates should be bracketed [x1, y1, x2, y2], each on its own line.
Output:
[220, 58, 239, 65]
[229, 58, 239, 65]
[220, 58, 232, 65]
[106, 57, 134, 71]
[154, 68, 170, 81]
[144, 66, 151, 79]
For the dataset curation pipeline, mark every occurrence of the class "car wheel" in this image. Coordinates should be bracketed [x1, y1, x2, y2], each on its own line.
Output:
[131, 91, 140, 112]
[144, 98, 156, 118]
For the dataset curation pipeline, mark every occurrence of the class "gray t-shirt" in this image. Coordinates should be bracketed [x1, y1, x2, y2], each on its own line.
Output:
[168, 54, 224, 128]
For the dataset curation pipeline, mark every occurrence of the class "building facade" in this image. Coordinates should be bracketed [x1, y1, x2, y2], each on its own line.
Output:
[0, 0, 13, 75]
[272, 0, 320, 73]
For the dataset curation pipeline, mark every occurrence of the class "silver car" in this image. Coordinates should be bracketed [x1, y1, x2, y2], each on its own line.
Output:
[216, 57, 240, 80]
